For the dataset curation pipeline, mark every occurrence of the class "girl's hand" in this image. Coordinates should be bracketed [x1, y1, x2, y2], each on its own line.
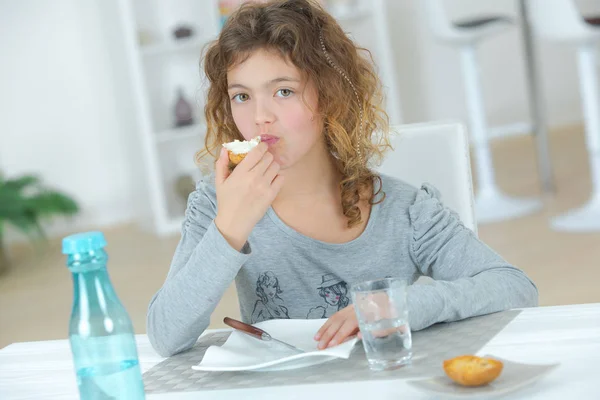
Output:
[214, 143, 284, 251]
[314, 305, 362, 350]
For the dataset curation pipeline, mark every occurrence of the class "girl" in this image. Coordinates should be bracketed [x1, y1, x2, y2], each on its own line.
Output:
[147, 0, 538, 357]
[307, 274, 350, 319]
[251, 271, 290, 323]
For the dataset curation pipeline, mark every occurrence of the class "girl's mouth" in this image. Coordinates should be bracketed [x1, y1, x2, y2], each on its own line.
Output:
[260, 134, 280, 146]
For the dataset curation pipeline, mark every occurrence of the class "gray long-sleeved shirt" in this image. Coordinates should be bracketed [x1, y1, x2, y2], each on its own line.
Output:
[147, 174, 538, 357]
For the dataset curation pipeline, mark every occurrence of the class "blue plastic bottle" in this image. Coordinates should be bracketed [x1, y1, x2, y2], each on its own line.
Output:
[63, 231, 145, 399]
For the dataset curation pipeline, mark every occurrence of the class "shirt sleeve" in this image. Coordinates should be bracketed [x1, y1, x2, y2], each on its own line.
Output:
[405, 183, 539, 331]
[146, 180, 251, 357]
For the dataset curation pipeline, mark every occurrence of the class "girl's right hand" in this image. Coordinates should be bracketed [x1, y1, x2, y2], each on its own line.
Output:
[214, 142, 284, 251]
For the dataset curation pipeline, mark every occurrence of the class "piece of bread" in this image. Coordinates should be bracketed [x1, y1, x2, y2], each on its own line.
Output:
[443, 355, 504, 387]
[227, 152, 247, 166]
[222, 137, 261, 167]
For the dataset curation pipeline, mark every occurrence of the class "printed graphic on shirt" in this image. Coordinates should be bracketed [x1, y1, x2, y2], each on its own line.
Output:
[306, 273, 350, 319]
[251, 271, 290, 324]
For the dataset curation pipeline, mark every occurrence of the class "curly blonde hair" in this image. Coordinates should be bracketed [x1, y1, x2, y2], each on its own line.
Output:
[198, 0, 391, 228]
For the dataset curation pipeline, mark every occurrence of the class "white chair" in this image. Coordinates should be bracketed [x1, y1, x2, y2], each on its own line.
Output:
[423, 0, 543, 224]
[375, 121, 478, 235]
[527, 0, 600, 232]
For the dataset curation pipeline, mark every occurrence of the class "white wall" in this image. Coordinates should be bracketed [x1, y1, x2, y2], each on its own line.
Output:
[0, 0, 140, 241]
[1, 0, 598, 240]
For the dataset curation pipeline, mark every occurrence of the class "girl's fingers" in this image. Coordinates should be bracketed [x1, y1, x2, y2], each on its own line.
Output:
[328, 319, 359, 348]
[317, 318, 343, 350]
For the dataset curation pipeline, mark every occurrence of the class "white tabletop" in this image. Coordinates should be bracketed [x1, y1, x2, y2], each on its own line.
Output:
[1, 303, 599, 399]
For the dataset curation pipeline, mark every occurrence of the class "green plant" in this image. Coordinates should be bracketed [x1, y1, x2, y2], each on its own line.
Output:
[0, 172, 79, 274]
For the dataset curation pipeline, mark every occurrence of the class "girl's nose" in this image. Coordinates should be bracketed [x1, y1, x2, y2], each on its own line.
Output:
[254, 99, 275, 127]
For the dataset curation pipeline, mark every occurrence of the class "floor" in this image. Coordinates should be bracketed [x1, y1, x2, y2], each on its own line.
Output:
[1, 124, 599, 349]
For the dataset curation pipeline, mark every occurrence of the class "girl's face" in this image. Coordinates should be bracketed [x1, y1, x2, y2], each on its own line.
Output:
[264, 283, 277, 300]
[227, 48, 323, 170]
[323, 288, 341, 306]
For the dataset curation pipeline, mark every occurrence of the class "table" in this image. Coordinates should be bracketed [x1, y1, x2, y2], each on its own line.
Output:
[1, 303, 599, 399]
[518, 0, 555, 193]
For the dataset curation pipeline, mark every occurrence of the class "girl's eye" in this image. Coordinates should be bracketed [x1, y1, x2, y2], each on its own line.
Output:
[276, 89, 293, 98]
[232, 93, 249, 103]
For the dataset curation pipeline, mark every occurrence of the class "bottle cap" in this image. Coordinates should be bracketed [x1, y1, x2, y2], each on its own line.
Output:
[62, 231, 107, 255]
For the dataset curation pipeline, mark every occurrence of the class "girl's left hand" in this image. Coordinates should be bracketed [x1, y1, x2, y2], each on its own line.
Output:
[314, 305, 362, 350]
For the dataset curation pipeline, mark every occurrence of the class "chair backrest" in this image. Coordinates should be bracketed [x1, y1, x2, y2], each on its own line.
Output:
[374, 121, 478, 235]
[422, 0, 458, 41]
[527, 0, 592, 42]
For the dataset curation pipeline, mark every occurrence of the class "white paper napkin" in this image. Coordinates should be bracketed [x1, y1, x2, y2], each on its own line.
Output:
[192, 319, 359, 372]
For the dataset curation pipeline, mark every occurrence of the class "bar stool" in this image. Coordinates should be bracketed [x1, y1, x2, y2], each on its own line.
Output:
[423, 0, 543, 224]
[527, 0, 600, 232]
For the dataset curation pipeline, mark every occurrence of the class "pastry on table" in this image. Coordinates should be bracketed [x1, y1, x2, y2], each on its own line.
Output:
[443, 355, 504, 387]
[222, 136, 261, 167]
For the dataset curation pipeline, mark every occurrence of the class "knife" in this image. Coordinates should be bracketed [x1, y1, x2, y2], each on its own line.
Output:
[223, 317, 305, 353]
